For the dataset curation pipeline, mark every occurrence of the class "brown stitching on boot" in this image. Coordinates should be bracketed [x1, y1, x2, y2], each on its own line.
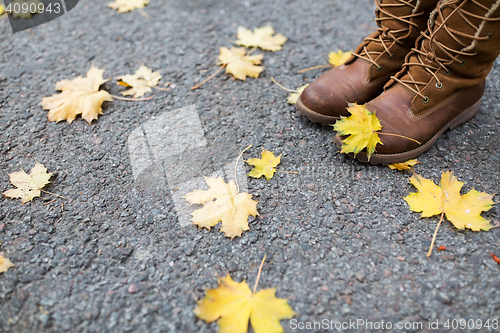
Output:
[408, 88, 463, 120]
[370, 99, 481, 163]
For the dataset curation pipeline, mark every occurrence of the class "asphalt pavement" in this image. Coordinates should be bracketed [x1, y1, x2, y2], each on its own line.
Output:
[1, 0, 499, 332]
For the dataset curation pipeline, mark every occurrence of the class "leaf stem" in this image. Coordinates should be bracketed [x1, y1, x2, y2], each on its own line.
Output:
[40, 189, 67, 200]
[427, 212, 444, 257]
[137, 8, 150, 19]
[253, 255, 267, 294]
[246, 47, 257, 56]
[297, 64, 332, 74]
[152, 86, 171, 91]
[275, 169, 298, 175]
[234, 145, 253, 194]
[270, 77, 296, 93]
[378, 132, 421, 145]
[43, 199, 56, 205]
[111, 94, 154, 101]
[191, 65, 226, 90]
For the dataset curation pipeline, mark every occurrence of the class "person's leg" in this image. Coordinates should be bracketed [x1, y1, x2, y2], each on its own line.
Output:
[296, 0, 439, 124]
[339, 0, 500, 164]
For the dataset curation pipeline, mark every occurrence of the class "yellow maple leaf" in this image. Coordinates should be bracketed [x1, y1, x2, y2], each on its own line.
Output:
[6, 0, 42, 18]
[404, 171, 495, 231]
[117, 65, 162, 98]
[194, 274, 296, 333]
[246, 150, 281, 180]
[333, 103, 382, 159]
[0, 256, 15, 273]
[184, 177, 258, 239]
[0, 5, 5, 16]
[328, 50, 352, 67]
[3, 163, 52, 204]
[41, 65, 113, 124]
[235, 26, 287, 52]
[287, 84, 309, 105]
[388, 159, 420, 171]
[218, 47, 264, 81]
[108, 0, 149, 13]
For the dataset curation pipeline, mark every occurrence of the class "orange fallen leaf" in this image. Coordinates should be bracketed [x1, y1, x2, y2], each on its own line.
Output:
[235, 26, 287, 51]
[41, 65, 113, 124]
[388, 159, 420, 171]
[287, 84, 309, 105]
[404, 171, 495, 256]
[333, 103, 382, 160]
[246, 149, 281, 180]
[194, 257, 296, 333]
[328, 50, 352, 67]
[108, 0, 149, 13]
[0, 256, 14, 273]
[218, 47, 264, 81]
[3, 163, 52, 204]
[184, 177, 258, 239]
[117, 65, 162, 98]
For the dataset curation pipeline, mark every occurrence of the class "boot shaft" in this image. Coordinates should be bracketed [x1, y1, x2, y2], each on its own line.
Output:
[388, 0, 500, 114]
[354, 0, 440, 81]
[424, 0, 500, 79]
[376, 0, 439, 32]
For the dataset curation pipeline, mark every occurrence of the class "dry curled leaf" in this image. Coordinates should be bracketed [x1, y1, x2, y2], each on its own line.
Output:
[41, 65, 113, 124]
[246, 149, 281, 180]
[0, 256, 14, 273]
[184, 177, 258, 239]
[333, 103, 382, 159]
[117, 65, 162, 97]
[235, 26, 287, 51]
[388, 159, 420, 171]
[328, 50, 352, 67]
[194, 274, 296, 333]
[404, 171, 495, 231]
[287, 84, 309, 105]
[218, 47, 264, 81]
[108, 0, 149, 13]
[3, 163, 52, 204]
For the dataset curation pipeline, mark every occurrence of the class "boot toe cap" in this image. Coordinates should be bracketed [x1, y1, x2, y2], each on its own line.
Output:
[302, 80, 347, 114]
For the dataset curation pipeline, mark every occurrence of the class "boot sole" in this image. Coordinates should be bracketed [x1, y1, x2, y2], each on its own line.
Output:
[334, 99, 482, 164]
[296, 97, 340, 125]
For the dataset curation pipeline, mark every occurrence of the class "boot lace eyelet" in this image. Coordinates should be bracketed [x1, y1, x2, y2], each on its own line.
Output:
[436, 82, 443, 89]
[376, 65, 383, 72]
[486, 33, 492, 39]
[444, 69, 451, 75]
[422, 96, 429, 103]
[459, 59, 466, 66]
[389, 52, 396, 59]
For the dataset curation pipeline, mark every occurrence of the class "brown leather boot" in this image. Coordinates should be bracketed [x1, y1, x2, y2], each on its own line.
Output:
[338, 0, 500, 164]
[296, 0, 439, 124]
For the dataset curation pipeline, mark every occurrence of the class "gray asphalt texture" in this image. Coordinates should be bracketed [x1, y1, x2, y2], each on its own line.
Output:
[1, 0, 499, 332]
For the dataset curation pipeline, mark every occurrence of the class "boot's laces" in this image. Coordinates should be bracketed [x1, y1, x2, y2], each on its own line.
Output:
[353, 0, 423, 70]
[392, 0, 500, 100]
